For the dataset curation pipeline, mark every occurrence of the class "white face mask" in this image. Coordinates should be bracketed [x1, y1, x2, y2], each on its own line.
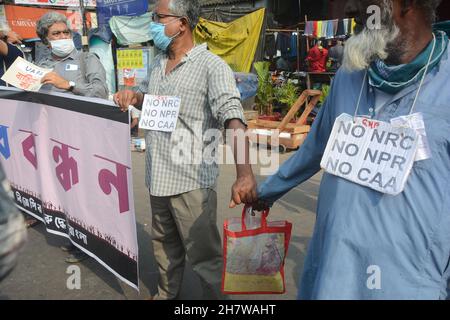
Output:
[49, 39, 75, 57]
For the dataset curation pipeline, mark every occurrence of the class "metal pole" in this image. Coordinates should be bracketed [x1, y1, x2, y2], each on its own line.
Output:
[297, 0, 302, 71]
[296, 27, 300, 71]
[305, 15, 310, 52]
[79, 0, 89, 52]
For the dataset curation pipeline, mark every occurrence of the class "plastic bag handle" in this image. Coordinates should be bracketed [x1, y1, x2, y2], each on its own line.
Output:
[241, 205, 269, 231]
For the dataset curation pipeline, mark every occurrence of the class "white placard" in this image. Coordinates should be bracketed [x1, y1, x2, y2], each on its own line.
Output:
[320, 113, 419, 195]
[139, 94, 181, 132]
[1, 57, 52, 92]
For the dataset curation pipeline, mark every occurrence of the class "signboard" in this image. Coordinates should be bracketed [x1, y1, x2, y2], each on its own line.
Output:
[320, 113, 419, 195]
[14, 0, 97, 7]
[96, 0, 148, 26]
[117, 49, 144, 69]
[0, 88, 139, 290]
[117, 47, 153, 91]
[1, 57, 52, 91]
[139, 95, 181, 132]
[4, 5, 91, 39]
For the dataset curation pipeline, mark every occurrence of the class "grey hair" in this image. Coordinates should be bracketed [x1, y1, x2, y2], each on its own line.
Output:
[342, 0, 400, 71]
[36, 12, 71, 45]
[167, 0, 200, 30]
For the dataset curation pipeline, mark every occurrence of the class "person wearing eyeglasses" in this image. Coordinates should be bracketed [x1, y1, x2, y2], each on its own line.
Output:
[114, 0, 257, 300]
[35, 12, 108, 100]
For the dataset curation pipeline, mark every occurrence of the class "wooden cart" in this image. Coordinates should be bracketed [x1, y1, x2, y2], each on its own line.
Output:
[247, 89, 322, 153]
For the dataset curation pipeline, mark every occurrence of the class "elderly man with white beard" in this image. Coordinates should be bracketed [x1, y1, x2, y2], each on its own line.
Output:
[254, 0, 450, 299]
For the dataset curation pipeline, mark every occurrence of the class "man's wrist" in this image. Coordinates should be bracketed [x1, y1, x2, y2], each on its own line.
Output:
[236, 165, 254, 179]
[135, 92, 144, 109]
[67, 81, 76, 91]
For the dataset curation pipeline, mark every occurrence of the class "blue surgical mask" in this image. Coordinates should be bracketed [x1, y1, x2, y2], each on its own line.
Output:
[150, 19, 181, 52]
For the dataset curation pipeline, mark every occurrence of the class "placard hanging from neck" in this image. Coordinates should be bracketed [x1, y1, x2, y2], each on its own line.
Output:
[320, 113, 419, 195]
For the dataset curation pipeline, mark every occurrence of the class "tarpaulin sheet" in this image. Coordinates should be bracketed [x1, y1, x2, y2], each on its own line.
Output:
[109, 13, 152, 45]
[194, 8, 264, 73]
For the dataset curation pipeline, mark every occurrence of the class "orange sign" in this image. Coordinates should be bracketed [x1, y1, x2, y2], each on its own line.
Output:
[4, 5, 91, 39]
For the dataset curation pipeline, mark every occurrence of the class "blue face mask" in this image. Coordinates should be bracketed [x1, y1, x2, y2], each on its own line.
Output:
[150, 19, 181, 52]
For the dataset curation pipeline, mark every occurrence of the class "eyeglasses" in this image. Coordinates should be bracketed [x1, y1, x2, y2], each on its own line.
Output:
[50, 30, 71, 37]
[151, 12, 183, 23]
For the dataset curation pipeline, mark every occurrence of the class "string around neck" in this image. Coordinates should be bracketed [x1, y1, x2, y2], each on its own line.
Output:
[353, 70, 368, 121]
[409, 32, 437, 115]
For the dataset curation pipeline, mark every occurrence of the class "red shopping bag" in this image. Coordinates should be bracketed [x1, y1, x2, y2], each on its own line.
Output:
[222, 206, 292, 294]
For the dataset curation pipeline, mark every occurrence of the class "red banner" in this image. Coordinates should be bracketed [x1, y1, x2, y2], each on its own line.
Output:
[4, 5, 91, 39]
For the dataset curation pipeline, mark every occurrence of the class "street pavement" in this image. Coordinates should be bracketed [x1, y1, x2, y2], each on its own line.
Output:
[0, 146, 322, 300]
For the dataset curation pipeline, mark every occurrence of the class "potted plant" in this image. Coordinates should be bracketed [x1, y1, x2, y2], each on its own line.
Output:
[254, 61, 279, 120]
[274, 80, 299, 122]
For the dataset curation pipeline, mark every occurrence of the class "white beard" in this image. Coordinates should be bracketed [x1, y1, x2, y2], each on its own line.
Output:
[342, 24, 401, 72]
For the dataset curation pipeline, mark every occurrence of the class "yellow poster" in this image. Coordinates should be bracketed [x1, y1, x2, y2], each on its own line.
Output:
[194, 8, 265, 73]
[117, 49, 144, 69]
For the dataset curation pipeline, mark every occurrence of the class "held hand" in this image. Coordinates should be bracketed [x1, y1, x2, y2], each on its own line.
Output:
[229, 173, 257, 208]
[41, 72, 70, 90]
[113, 90, 138, 112]
[251, 199, 270, 212]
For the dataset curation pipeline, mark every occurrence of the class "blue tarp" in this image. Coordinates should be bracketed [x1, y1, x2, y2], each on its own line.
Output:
[96, 0, 148, 26]
[234, 72, 258, 101]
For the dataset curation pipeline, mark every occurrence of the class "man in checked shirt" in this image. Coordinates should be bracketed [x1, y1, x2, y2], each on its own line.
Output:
[114, 0, 257, 299]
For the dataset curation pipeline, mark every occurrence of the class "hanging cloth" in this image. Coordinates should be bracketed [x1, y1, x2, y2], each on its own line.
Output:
[290, 32, 298, 57]
[336, 19, 345, 37]
[324, 20, 330, 38]
[276, 32, 292, 56]
[304, 22, 309, 36]
[322, 20, 328, 38]
[327, 20, 335, 39]
[342, 18, 349, 35]
[333, 19, 339, 37]
[304, 21, 313, 36]
[351, 18, 356, 35]
[265, 33, 277, 58]
[347, 19, 353, 34]
[313, 21, 318, 38]
[317, 21, 323, 38]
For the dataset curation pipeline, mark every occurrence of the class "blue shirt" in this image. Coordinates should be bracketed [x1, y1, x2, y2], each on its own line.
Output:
[0, 43, 23, 87]
[258, 43, 450, 299]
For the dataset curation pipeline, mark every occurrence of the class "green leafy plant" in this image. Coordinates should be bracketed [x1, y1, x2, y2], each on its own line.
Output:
[275, 81, 299, 112]
[319, 84, 330, 105]
[254, 61, 275, 116]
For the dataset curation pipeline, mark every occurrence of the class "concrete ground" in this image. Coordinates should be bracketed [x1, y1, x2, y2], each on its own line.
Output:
[0, 147, 322, 300]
